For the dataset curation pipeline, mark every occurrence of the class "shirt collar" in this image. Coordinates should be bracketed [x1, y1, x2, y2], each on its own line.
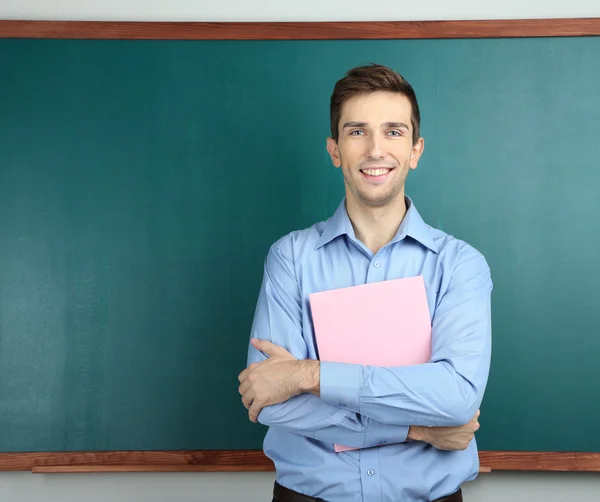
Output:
[314, 196, 440, 254]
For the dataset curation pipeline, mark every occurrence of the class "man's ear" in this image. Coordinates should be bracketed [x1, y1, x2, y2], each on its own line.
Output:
[409, 137, 425, 170]
[326, 137, 342, 168]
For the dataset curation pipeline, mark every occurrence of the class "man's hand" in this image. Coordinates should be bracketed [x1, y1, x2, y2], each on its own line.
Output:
[408, 410, 481, 451]
[238, 339, 320, 423]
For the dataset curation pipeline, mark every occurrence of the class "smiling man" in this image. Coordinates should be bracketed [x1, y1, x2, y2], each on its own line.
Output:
[238, 64, 493, 502]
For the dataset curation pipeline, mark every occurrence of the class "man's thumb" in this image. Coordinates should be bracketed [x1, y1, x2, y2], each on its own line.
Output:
[251, 338, 279, 356]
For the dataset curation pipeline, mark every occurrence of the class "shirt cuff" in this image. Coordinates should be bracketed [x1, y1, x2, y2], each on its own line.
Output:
[364, 421, 409, 448]
[320, 361, 361, 412]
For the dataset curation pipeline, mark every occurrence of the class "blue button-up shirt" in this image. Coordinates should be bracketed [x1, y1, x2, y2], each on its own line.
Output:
[246, 196, 493, 502]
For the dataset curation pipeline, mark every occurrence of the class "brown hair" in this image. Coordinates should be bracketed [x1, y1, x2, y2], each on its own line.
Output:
[329, 63, 421, 145]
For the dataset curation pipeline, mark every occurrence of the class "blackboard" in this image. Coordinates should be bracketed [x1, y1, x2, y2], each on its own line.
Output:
[1, 20, 599, 471]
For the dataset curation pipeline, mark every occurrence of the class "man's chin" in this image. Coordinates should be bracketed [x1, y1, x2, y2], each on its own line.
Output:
[355, 189, 403, 208]
[354, 185, 404, 208]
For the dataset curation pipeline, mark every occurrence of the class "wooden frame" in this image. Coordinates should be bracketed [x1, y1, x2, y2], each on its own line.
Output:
[0, 18, 599, 40]
[1, 17, 599, 473]
[0, 450, 600, 473]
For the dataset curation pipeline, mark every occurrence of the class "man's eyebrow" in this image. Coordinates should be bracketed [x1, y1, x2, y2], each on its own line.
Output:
[342, 121, 367, 129]
[383, 121, 410, 129]
[342, 121, 410, 129]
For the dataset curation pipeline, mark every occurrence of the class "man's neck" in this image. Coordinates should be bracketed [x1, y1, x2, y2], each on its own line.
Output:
[345, 194, 408, 254]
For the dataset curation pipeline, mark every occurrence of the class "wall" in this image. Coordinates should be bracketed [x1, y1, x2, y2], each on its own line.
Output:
[1, 1, 600, 500]
[0, 471, 599, 501]
[0, 0, 599, 21]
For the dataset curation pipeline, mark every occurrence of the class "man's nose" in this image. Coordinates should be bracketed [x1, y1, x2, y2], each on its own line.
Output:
[366, 135, 385, 159]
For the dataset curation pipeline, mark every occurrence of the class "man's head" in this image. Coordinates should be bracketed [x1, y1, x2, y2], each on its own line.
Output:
[329, 64, 421, 145]
[327, 64, 425, 209]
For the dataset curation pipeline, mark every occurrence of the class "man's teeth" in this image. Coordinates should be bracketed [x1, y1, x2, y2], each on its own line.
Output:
[362, 168, 391, 176]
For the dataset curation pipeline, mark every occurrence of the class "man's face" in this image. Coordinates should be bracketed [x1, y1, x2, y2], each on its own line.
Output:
[327, 91, 424, 209]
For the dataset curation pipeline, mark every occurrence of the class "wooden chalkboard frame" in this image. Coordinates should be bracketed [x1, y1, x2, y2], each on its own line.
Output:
[0, 450, 599, 472]
[0, 18, 600, 39]
[1, 17, 600, 473]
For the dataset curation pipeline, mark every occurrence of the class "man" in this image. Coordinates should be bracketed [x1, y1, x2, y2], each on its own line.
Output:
[238, 64, 492, 502]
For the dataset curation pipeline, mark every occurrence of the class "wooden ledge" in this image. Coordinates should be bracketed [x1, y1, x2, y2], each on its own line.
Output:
[0, 18, 600, 40]
[31, 464, 274, 473]
[479, 451, 600, 472]
[1, 451, 600, 473]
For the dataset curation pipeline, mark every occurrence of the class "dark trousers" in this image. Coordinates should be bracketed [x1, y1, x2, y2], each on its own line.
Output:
[272, 481, 463, 502]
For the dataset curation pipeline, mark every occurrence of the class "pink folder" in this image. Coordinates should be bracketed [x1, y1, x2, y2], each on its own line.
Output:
[309, 275, 432, 452]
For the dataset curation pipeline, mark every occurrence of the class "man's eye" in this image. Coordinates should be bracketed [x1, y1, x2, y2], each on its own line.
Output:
[388, 130, 402, 136]
[350, 130, 364, 136]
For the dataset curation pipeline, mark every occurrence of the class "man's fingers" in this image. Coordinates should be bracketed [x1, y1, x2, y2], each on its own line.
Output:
[238, 362, 259, 383]
[473, 415, 481, 431]
[238, 379, 250, 396]
[248, 399, 263, 423]
[242, 393, 253, 410]
[251, 338, 288, 357]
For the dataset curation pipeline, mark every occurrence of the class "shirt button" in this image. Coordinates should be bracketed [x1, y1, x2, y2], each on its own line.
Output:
[367, 469, 375, 476]
[373, 261, 380, 268]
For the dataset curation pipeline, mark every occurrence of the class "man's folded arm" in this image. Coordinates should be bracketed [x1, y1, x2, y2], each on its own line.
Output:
[246, 242, 409, 448]
[319, 247, 493, 427]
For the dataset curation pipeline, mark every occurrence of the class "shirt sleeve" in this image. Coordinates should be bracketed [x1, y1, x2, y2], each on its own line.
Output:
[319, 245, 493, 427]
[246, 241, 409, 448]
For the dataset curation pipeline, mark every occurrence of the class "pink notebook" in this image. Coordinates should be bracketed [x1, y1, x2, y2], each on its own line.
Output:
[309, 275, 432, 452]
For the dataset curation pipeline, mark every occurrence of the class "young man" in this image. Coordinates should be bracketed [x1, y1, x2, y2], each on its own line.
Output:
[238, 64, 492, 502]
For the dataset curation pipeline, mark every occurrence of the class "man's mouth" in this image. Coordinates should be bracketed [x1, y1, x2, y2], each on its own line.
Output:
[360, 167, 394, 181]
[360, 168, 393, 177]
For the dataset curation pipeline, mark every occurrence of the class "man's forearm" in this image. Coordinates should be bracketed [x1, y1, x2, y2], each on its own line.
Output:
[321, 360, 486, 426]
[257, 393, 409, 448]
[301, 358, 480, 428]
[289, 361, 477, 452]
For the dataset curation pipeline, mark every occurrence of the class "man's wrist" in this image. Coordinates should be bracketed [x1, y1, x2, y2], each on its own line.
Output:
[408, 425, 425, 442]
[296, 360, 320, 396]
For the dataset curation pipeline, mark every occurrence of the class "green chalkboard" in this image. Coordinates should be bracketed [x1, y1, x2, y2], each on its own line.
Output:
[1, 37, 599, 454]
